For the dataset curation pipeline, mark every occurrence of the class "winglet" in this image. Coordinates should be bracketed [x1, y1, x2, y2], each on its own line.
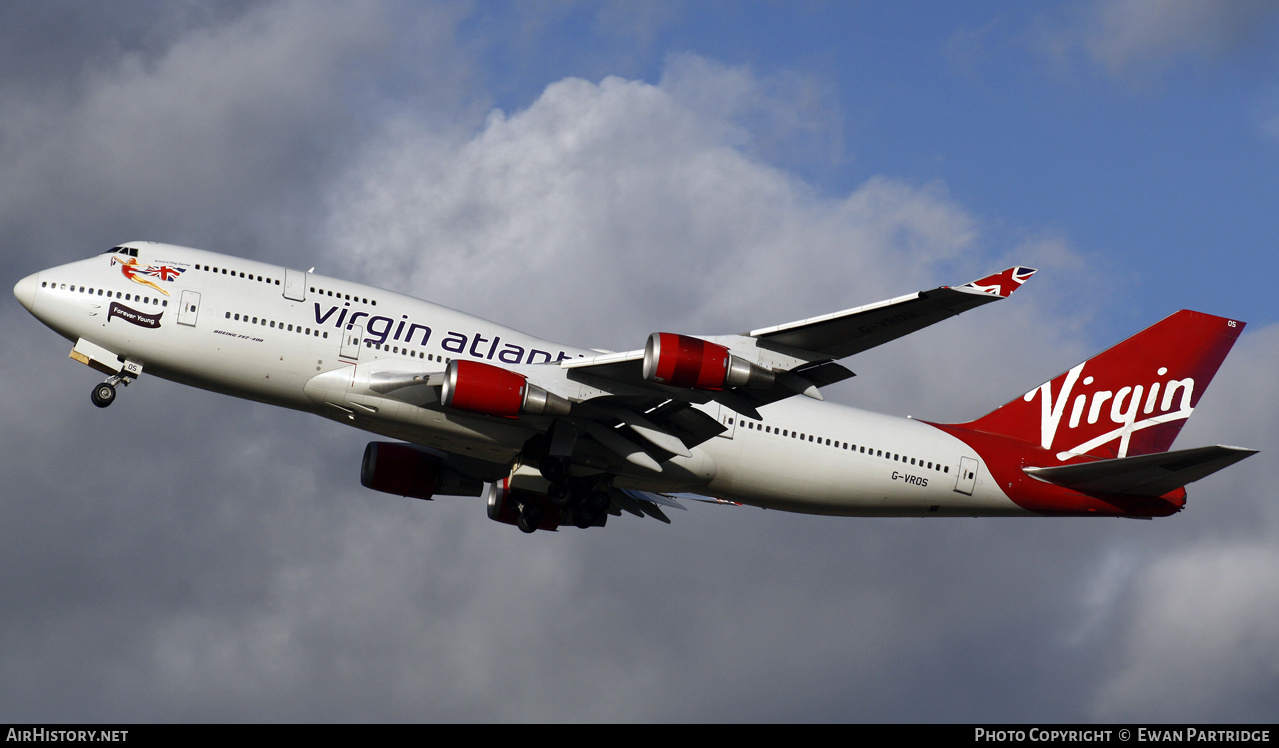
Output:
[953, 267, 1037, 298]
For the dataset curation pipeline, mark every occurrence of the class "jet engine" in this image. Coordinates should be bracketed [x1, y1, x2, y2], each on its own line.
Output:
[486, 480, 561, 533]
[642, 332, 775, 390]
[360, 441, 484, 500]
[441, 359, 571, 417]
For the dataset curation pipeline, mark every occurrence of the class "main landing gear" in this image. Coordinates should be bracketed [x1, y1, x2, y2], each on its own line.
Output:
[539, 457, 613, 530]
[90, 374, 132, 408]
[515, 497, 542, 534]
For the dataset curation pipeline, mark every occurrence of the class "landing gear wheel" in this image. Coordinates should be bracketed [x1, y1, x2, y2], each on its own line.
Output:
[539, 457, 568, 483]
[91, 382, 116, 408]
[547, 481, 572, 508]
[518, 501, 542, 534]
[587, 486, 612, 512]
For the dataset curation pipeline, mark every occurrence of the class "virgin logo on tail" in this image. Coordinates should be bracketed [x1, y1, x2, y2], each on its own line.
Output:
[952, 311, 1243, 462]
[1027, 363, 1194, 461]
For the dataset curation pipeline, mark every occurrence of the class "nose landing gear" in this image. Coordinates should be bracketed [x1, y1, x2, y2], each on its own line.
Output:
[90, 374, 131, 408]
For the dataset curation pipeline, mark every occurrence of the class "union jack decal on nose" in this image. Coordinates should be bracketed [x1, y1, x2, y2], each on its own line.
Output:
[142, 264, 185, 282]
[110, 256, 186, 296]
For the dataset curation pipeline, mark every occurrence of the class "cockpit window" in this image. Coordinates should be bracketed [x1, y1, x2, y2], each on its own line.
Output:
[101, 246, 138, 257]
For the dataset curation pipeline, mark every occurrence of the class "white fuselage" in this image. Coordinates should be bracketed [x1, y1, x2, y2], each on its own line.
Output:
[17, 242, 1027, 517]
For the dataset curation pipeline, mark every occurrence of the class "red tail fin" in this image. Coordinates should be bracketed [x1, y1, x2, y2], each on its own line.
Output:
[955, 310, 1244, 461]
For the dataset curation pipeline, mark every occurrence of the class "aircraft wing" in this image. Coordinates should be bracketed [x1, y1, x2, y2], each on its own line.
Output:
[747, 266, 1037, 359]
[559, 266, 1033, 407]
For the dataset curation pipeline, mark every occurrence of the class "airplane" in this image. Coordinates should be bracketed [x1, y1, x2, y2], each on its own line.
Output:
[14, 241, 1257, 533]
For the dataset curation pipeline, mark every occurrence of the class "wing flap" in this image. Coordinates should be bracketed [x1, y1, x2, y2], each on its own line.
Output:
[620, 489, 676, 523]
[1023, 445, 1258, 497]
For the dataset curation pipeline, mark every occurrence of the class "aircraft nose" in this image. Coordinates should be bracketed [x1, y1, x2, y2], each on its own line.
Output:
[14, 273, 38, 312]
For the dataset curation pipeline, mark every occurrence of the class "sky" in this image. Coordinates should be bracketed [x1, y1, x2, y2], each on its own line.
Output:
[2, 0, 1277, 723]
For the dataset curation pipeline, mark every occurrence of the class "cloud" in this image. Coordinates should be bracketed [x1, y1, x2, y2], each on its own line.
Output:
[1031, 0, 1279, 84]
[322, 57, 979, 346]
[322, 53, 1103, 426]
[1092, 542, 1279, 721]
[1085, 0, 1279, 77]
[0, 0, 474, 261]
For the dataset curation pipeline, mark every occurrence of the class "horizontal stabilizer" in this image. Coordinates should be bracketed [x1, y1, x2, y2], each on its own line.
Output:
[1024, 445, 1257, 497]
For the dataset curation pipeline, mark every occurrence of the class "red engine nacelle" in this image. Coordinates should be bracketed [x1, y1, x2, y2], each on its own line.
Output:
[441, 359, 571, 417]
[360, 441, 484, 500]
[642, 332, 775, 390]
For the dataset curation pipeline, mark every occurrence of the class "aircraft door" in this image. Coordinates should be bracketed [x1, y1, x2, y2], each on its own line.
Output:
[284, 268, 306, 301]
[340, 324, 363, 362]
[954, 456, 978, 496]
[714, 402, 737, 439]
[177, 290, 201, 327]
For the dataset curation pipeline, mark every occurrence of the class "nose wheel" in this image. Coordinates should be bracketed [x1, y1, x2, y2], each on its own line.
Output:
[90, 375, 131, 408]
[91, 382, 116, 408]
